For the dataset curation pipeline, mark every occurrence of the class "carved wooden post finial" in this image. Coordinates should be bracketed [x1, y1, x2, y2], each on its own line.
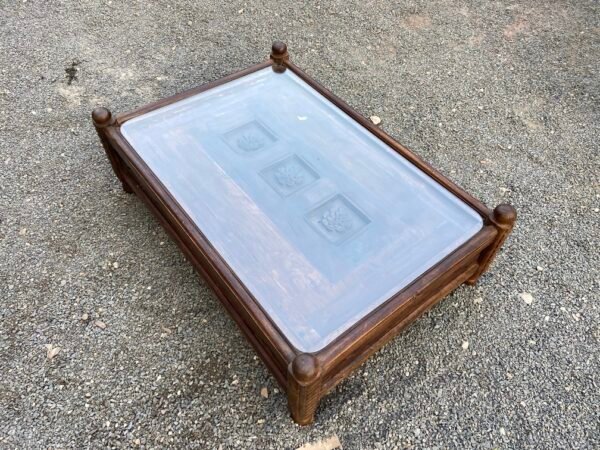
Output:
[92, 106, 114, 128]
[291, 353, 320, 383]
[493, 203, 517, 228]
[270, 41, 289, 73]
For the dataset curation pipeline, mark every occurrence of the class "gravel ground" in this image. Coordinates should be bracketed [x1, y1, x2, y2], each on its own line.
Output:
[1, 1, 598, 449]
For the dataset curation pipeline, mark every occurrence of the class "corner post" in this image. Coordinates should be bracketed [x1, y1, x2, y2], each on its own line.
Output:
[270, 41, 289, 73]
[466, 204, 517, 285]
[92, 107, 133, 194]
[288, 354, 322, 425]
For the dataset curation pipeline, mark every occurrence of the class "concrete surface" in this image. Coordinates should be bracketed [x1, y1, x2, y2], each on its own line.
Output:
[0, 1, 598, 449]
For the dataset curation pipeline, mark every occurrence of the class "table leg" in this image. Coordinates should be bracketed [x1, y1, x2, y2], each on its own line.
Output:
[92, 107, 133, 194]
[288, 354, 322, 425]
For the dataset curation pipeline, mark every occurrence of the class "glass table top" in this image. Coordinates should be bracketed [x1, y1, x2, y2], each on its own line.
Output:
[121, 67, 483, 352]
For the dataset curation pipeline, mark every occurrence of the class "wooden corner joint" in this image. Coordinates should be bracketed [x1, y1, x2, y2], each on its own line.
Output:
[466, 203, 517, 285]
[287, 353, 323, 425]
[270, 41, 289, 73]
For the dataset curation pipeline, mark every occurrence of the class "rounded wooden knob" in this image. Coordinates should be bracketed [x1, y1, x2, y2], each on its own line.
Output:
[493, 204, 517, 226]
[92, 107, 112, 126]
[271, 41, 287, 57]
[291, 354, 320, 383]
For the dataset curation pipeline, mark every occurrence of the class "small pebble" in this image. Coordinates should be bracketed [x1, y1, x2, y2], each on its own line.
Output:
[370, 115, 382, 125]
[520, 292, 534, 305]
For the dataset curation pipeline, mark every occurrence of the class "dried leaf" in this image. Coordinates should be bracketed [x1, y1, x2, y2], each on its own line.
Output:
[296, 434, 343, 450]
[45, 344, 61, 360]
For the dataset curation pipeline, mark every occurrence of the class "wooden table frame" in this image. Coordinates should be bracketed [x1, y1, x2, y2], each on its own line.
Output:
[92, 42, 516, 425]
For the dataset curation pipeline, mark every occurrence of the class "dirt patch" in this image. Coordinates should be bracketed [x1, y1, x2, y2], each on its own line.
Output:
[504, 17, 529, 40]
[402, 15, 432, 30]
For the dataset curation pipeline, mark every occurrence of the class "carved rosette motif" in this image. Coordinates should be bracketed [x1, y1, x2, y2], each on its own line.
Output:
[275, 164, 305, 187]
[306, 194, 370, 243]
[320, 207, 352, 233]
[261, 154, 319, 196]
[237, 133, 264, 152]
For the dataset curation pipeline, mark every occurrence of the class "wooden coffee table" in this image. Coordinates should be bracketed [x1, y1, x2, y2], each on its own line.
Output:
[92, 42, 516, 425]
